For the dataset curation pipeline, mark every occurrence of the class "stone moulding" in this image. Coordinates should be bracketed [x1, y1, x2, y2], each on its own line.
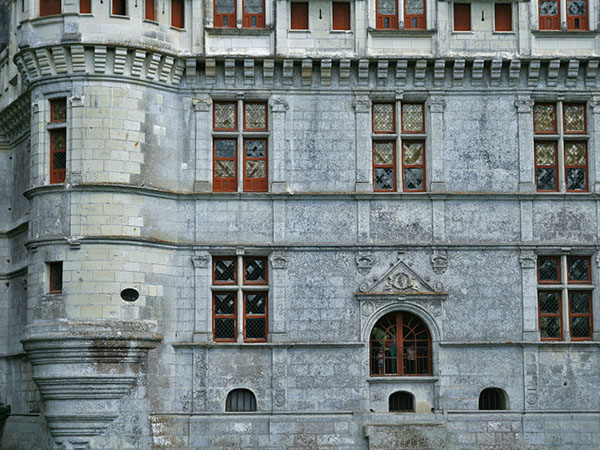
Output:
[9, 44, 600, 90]
[21, 320, 162, 448]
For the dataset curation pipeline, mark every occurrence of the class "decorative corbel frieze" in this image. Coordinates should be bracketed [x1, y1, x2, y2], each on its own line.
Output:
[146, 53, 161, 80]
[586, 60, 598, 87]
[433, 59, 445, 87]
[244, 59, 255, 85]
[453, 59, 465, 86]
[340, 59, 351, 85]
[490, 59, 502, 86]
[51, 46, 68, 74]
[566, 59, 579, 87]
[509, 60, 521, 86]
[358, 59, 369, 85]
[185, 58, 197, 83]
[263, 59, 274, 84]
[528, 60, 541, 87]
[471, 59, 484, 86]
[172, 59, 185, 85]
[395, 60, 407, 86]
[34, 49, 52, 76]
[131, 50, 147, 77]
[377, 59, 388, 85]
[301, 59, 313, 86]
[321, 59, 332, 86]
[113, 47, 128, 74]
[546, 59, 560, 87]
[224, 58, 236, 85]
[94, 46, 107, 73]
[159, 55, 175, 82]
[205, 58, 216, 84]
[414, 59, 427, 87]
[283, 60, 294, 85]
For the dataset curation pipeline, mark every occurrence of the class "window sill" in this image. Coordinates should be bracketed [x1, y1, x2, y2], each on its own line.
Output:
[367, 376, 438, 383]
[143, 19, 159, 26]
[170, 26, 186, 32]
[205, 26, 274, 36]
[28, 15, 64, 25]
[110, 14, 130, 20]
[451, 31, 474, 34]
[46, 122, 67, 130]
[532, 30, 599, 37]
[330, 30, 353, 34]
[288, 29, 310, 33]
[492, 31, 515, 35]
[367, 28, 436, 37]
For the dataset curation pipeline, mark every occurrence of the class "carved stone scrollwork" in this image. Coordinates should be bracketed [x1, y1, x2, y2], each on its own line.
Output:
[269, 96, 289, 112]
[274, 392, 286, 407]
[431, 249, 448, 275]
[519, 251, 537, 269]
[595, 253, 600, 270]
[590, 98, 600, 113]
[384, 272, 420, 292]
[356, 252, 374, 275]
[192, 97, 211, 112]
[428, 98, 445, 113]
[352, 96, 371, 113]
[191, 253, 210, 269]
[271, 254, 288, 270]
[515, 96, 534, 113]
[69, 95, 84, 108]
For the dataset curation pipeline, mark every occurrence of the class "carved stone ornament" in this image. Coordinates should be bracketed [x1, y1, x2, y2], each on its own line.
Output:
[352, 96, 371, 113]
[519, 251, 537, 269]
[356, 251, 374, 275]
[269, 96, 289, 112]
[191, 253, 210, 269]
[428, 98, 445, 113]
[357, 259, 445, 296]
[596, 253, 600, 270]
[515, 96, 534, 113]
[430, 249, 448, 275]
[271, 254, 288, 270]
[69, 95, 84, 107]
[384, 272, 420, 292]
[192, 97, 211, 112]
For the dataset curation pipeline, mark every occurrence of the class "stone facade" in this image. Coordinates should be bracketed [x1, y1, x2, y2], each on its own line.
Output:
[0, 0, 599, 449]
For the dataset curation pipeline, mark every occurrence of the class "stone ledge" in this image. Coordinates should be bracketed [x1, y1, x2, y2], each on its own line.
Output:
[205, 27, 275, 36]
[367, 28, 437, 38]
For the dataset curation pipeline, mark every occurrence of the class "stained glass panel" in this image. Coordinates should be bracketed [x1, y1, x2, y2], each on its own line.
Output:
[565, 142, 586, 166]
[536, 168, 556, 191]
[405, 0, 424, 15]
[246, 293, 266, 314]
[402, 104, 424, 132]
[374, 142, 394, 165]
[214, 292, 236, 314]
[245, 161, 266, 178]
[404, 168, 423, 191]
[564, 104, 585, 133]
[535, 142, 556, 165]
[214, 102, 236, 129]
[215, 140, 236, 158]
[403, 142, 423, 164]
[53, 152, 66, 170]
[244, 0, 263, 13]
[567, 1, 586, 15]
[52, 132, 66, 150]
[566, 168, 586, 190]
[374, 168, 394, 190]
[373, 104, 395, 133]
[540, 0, 558, 15]
[378, 0, 396, 15]
[534, 104, 556, 132]
[216, 0, 235, 13]
[245, 140, 265, 158]
[51, 99, 67, 122]
[245, 103, 267, 130]
[216, 160, 236, 178]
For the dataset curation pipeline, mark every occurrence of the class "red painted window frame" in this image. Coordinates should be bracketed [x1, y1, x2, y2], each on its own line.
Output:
[242, 0, 265, 28]
[332, 2, 351, 31]
[372, 103, 396, 134]
[539, 0, 560, 30]
[566, 0, 588, 30]
[145, 0, 156, 20]
[243, 291, 268, 342]
[568, 290, 593, 341]
[243, 139, 268, 192]
[112, 0, 127, 16]
[172, 0, 184, 28]
[538, 290, 563, 341]
[563, 103, 587, 134]
[534, 103, 557, 134]
[375, 0, 398, 29]
[290, 2, 309, 30]
[453, 3, 471, 31]
[213, 292, 238, 342]
[243, 102, 268, 131]
[213, 102, 238, 131]
[50, 129, 66, 184]
[402, 140, 426, 192]
[215, 0, 237, 27]
[213, 257, 237, 285]
[538, 256, 562, 284]
[40, 0, 61, 16]
[564, 141, 588, 192]
[534, 140, 558, 192]
[401, 103, 425, 134]
[243, 257, 268, 285]
[373, 140, 397, 192]
[567, 256, 591, 284]
[48, 261, 63, 294]
[213, 139, 238, 192]
[404, 0, 425, 30]
[494, 3, 512, 32]
[80, 0, 91, 14]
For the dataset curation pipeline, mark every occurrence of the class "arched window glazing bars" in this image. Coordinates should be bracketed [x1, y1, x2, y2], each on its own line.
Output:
[479, 388, 507, 410]
[226, 388, 257, 412]
[370, 311, 432, 376]
[389, 391, 415, 412]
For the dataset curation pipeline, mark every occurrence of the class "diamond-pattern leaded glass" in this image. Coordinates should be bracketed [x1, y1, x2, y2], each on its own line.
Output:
[374, 168, 394, 190]
[404, 168, 423, 191]
[568, 0, 586, 15]
[402, 104, 424, 132]
[374, 142, 394, 165]
[539, 291, 560, 313]
[564, 104, 585, 133]
[215, 160, 236, 178]
[216, 0, 235, 14]
[569, 292, 590, 313]
[373, 104, 395, 133]
[565, 142, 586, 165]
[405, 0, 424, 15]
[570, 316, 590, 338]
[566, 168, 586, 191]
[540, 0, 558, 15]
[536, 168, 556, 191]
[403, 142, 423, 164]
[52, 132, 66, 151]
[534, 104, 556, 132]
[244, 0, 263, 13]
[245, 103, 267, 130]
[246, 293, 266, 314]
[539, 258, 560, 282]
[53, 151, 66, 170]
[215, 292, 236, 314]
[51, 99, 67, 122]
[214, 258, 236, 283]
[245, 318, 266, 339]
[214, 318, 236, 339]
[568, 258, 589, 282]
[244, 258, 267, 283]
[245, 140, 265, 158]
[540, 317, 561, 338]
[214, 103, 236, 129]
[535, 142, 556, 165]
[245, 161, 266, 178]
[377, 0, 396, 15]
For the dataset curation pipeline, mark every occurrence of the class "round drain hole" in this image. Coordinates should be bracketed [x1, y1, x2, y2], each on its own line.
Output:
[120, 288, 140, 302]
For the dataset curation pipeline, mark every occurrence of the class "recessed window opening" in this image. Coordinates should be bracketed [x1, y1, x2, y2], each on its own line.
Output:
[48, 262, 63, 294]
[479, 388, 507, 410]
[112, 0, 127, 16]
[389, 391, 414, 412]
[226, 388, 257, 412]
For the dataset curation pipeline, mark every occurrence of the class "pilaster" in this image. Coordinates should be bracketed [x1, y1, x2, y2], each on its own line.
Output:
[515, 95, 535, 192]
[192, 252, 211, 343]
[519, 250, 539, 341]
[590, 98, 600, 193]
[353, 95, 371, 192]
[193, 97, 212, 192]
[269, 96, 289, 192]
[270, 252, 288, 342]
[428, 97, 446, 192]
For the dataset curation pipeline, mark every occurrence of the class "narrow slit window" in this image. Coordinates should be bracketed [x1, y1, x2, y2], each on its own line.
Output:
[172, 0, 184, 28]
[453, 3, 471, 31]
[48, 262, 63, 294]
[290, 2, 309, 30]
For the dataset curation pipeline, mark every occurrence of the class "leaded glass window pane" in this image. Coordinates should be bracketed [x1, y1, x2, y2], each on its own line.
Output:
[565, 142, 586, 165]
[373, 104, 395, 133]
[564, 104, 585, 133]
[539, 258, 559, 282]
[534, 104, 556, 132]
[51, 99, 67, 122]
[215, 140, 236, 158]
[245, 140, 265, 158]
[540, 0, 558, 15]
[214, 318, 236, 339]
[378, 0, 396, 15]
[540, 317, 561, 338]
[374, 168, 394, 190]
[245, 161, 266, 178]
[566, 168, 586, 191]
[568, 258, 589, 282]
[245, 318, 266, 339]
[215, 258, 236, 282]
[246, 293, 266, 314]
[570, 316, 590, 338]
[569, 292, 590, 313]
[403, 142, 423, 164]
[216, 160, 235, 177]
[245, 258, 267, 282]
[404, 168, 423, 190]
[405, 0, 423, 15]
[245, 103, 267, 130]
[216, 0, 235, 13]
[539, 292, 560, 313]
[215, 292, 236, 314]
[244, 0, 263, 13]
[214, 103, 236, 129]
[374, 142, 394, 165]
[52, 132, 66, 151]
[402, 104, 424, 132]
[53, 151, 66, 170]
[568, 0, 586, 15]
[536, 168, 556, 191]
[535, 142, 556, 165]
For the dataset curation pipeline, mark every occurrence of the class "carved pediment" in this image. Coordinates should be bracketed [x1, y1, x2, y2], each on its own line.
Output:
[358, 260, 442, 295]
